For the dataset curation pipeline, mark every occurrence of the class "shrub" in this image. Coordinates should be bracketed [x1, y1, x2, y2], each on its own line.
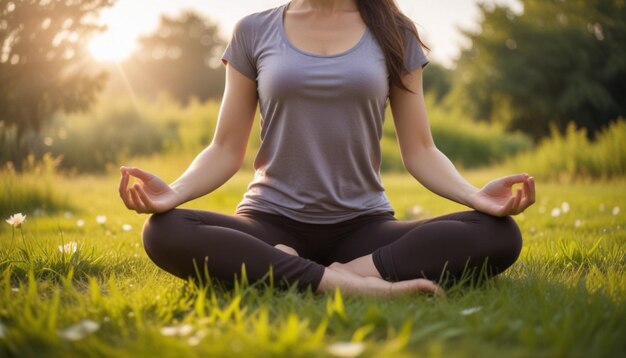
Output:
[49, 105, 176, 172]
[1, 95, 531, 173]
[381, 96, 532, 171]
[0, 96, 220, 173]
[505, 118, 626, 181]
[592, 119, 626, 178]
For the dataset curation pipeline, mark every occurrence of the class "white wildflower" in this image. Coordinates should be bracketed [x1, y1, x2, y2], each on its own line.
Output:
[612, 206, 620, 216]
[178, 324, 193, 336]
[159, 326, 179, 336]
[326, 342, 365, 358]
[187, 335, 201, 346]
[461, 307, 482, 316]
[58, 242, 78, 255]
[76, 219, 85, 227]
[187, 329, 207, 346]
[96, 215, 107, 224]
[551, 208, 561, 217]
[561, 202, 570, 213]
[59, 320, 100, 341]
[159, 324, 193, 337]
[574, 219, 583, 228]
[122, 224, 132, 232]
[5, 213, 26, 228]
[64, 211, 73, 219]
[11, 287, 19, 292]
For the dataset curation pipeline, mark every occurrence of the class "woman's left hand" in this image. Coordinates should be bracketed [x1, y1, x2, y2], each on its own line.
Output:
[469, 174, 535, 217]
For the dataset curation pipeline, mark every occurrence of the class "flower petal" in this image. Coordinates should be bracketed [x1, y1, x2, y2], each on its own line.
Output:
[6, 213, 26, 227]
[58, 242, 78, 254]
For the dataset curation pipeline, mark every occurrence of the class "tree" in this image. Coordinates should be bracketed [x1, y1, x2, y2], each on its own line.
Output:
[123, 11, 226, 103]
[450, 0, 626, 139]
[0, 0, 114, 164]
[423, 62, 453, 103]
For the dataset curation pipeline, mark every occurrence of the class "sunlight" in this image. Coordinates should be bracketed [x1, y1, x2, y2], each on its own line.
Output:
[86, 5, 147, 62]
[88, 31, 136, 62]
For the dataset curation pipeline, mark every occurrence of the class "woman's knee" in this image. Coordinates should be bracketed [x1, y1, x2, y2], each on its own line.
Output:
[498, 215, 523, 260]
[480, 213, 523, 271]
[141, 209, 189, 261]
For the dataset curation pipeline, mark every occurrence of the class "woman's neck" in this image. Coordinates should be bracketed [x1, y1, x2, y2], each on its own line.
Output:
[289, 0, 358, 13]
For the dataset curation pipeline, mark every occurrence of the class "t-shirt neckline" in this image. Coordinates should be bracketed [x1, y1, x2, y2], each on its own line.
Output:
[278, 3, 370, 58]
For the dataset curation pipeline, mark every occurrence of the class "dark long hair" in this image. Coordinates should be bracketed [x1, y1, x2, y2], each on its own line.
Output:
[357, 0, 428, 92]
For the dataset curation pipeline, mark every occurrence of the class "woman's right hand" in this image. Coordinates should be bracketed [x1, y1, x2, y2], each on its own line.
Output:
[118, 166, 181, 214]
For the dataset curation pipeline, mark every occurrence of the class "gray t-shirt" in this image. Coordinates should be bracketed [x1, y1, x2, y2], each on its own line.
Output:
[222, 3, 428, 224]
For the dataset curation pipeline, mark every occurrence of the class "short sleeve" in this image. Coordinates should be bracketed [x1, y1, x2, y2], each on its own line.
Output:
[403, 28, 429, 72]
[222, 17, 257, 80]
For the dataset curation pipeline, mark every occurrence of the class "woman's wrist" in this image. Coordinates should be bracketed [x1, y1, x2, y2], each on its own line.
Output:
[460, 185, 480, 209]
[169, 181, 190, 207]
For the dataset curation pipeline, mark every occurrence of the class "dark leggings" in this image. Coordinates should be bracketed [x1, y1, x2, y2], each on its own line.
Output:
[142, 209, 522, 291]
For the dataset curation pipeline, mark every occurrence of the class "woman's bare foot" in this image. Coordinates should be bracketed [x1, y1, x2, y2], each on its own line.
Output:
[274, 247, 444, 297]
[329, 262, 371, 278]
[274, 244, 299, 256]
[333, 254, 383, 278]
[318, 264, 444, 298]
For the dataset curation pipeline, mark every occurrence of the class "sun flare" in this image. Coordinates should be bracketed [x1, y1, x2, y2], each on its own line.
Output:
[88, 31, 136, 62]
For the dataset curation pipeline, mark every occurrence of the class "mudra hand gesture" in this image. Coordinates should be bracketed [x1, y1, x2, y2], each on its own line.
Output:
[118, 166, 180, 214]
[470, 174, 536, 217]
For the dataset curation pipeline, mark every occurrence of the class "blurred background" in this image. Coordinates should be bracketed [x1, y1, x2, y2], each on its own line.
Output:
[0, 0, 624, 180]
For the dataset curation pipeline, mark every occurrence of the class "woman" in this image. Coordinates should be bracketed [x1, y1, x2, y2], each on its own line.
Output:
[119, 0, 535, 297]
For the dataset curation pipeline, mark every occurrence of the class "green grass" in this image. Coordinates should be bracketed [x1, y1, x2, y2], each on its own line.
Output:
[1, 167, 625, 357]
[0, 154, 72, 219]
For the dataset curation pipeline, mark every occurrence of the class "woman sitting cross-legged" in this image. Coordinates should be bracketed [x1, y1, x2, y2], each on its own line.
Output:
[118, 0, 535, 297]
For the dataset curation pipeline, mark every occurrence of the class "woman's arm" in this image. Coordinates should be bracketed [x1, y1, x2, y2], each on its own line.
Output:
[389, 68, 534, 216]
[168, 65, 258, 204]
[119, 65, 257, 213]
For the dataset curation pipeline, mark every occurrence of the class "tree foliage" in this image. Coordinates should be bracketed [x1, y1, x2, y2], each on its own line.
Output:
[451, 0, 626, 139]
[123, 11, 226, 103]
[422, 62, 453, 103]
[0, 0, 113, 147]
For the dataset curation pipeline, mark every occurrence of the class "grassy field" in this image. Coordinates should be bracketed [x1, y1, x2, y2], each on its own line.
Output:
[1, 165, 625, 357]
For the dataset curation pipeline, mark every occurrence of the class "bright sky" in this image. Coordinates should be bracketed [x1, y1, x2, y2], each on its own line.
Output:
[88, 0, 521, 67]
